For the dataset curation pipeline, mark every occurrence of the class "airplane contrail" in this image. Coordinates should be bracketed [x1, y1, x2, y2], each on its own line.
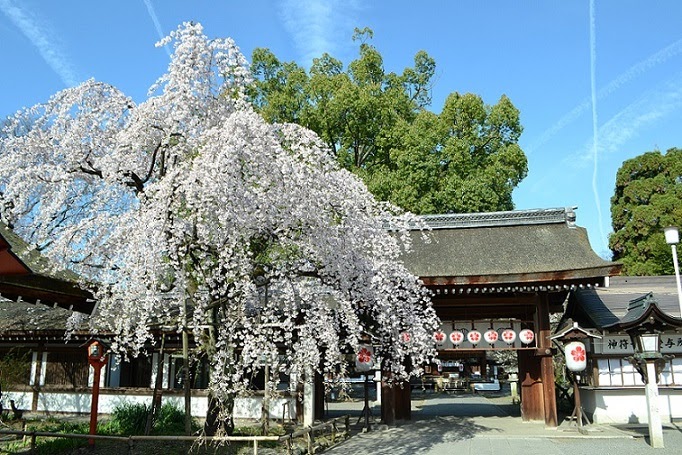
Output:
[142, 0, 171, 58]
[527, 37, 682, 156]
[0, 0, 79, 87]
[589, 0, 607, 250]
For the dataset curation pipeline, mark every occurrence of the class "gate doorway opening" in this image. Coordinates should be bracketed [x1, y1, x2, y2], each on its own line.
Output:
[411, 350, 520, 418]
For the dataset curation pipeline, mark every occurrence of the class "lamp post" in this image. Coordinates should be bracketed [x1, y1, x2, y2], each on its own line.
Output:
[627, 330, 665, 448]
[664, 226, 682, 316]
[86, 340, 108, 447]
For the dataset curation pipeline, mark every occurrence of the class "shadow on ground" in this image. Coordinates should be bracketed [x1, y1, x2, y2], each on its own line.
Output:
[324, 415, 495, 455]
[323, 392, 518, 454]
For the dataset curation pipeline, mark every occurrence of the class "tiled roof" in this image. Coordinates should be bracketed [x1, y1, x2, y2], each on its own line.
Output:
[0, 222, 94, 314]
[567, 276, 682, 330]
[0, 297, 85, 333]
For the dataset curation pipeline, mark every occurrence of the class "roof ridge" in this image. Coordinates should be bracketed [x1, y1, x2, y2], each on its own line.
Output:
[418, 207, 577, 230]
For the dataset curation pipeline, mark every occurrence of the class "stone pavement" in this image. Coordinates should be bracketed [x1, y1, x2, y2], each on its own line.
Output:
[323, 393, 682, 454]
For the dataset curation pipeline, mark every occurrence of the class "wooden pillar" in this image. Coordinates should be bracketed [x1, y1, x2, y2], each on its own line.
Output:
[537, 293, 558, 427]
[518, 349, 543, 421]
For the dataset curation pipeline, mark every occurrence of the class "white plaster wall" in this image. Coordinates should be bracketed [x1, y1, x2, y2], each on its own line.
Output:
[2, 391, 32, 410]
[3, 389, 297, 420]
[581, 387, 682, 424]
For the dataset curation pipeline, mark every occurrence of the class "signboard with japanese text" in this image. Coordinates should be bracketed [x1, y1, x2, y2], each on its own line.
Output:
[593, 333, 682, 355]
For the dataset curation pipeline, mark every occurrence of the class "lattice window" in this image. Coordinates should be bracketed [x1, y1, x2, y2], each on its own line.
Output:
[43, 351, 89, 387]
[596, 357, 682, 386]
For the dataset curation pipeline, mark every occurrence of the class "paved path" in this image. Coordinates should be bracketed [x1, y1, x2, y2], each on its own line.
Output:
[324, 394, 682, 455]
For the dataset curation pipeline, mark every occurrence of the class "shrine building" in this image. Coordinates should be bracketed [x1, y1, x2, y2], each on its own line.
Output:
[391, 207, 621, 426]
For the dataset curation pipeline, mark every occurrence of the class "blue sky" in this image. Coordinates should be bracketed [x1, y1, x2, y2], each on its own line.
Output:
[1, 0, 681, 258]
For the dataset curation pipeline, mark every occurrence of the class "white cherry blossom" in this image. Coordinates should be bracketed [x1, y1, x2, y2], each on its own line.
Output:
[0, 22, 439, 432]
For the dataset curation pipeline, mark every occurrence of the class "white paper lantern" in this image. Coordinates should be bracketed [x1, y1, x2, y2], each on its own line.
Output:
[565, 341, 587, 372]
[501, 329, 516, 345]
[356, 345, 374, 372]
[484, 329, 499, 344]
[450, 330, 464, 346]
[519, 329, 535, 345]
[433, 331, 446, 346]
[467, 330, 482, 345]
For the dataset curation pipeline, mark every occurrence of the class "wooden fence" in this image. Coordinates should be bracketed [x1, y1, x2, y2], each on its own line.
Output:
[0, 414, 350, 454]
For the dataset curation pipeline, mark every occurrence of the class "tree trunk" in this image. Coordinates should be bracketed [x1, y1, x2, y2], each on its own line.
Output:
[261, 364, 270, 435]
[145, 335, 165, 435]
[204, 392, 235, 436]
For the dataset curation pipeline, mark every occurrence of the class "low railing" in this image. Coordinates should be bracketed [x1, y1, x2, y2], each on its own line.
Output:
[280, 415, 350, 454]
[0, 415, 350, 454]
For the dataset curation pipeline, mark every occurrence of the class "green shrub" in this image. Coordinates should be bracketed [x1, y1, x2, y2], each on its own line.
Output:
[103, 402, 197, 436]
[109, 402, 150, 435]
[34, 437, 87, 455]
[153, 403, 193, 435]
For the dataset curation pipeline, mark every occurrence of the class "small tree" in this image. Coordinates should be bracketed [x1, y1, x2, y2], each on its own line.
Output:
[0, 23, 439, 435]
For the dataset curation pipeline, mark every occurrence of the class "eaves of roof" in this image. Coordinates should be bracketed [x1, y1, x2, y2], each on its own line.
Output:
[0, 222, 95, 314]
[401, 208, 621, 285]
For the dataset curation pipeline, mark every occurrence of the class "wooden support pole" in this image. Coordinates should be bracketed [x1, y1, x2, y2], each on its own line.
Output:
[537, 293, 558, 427]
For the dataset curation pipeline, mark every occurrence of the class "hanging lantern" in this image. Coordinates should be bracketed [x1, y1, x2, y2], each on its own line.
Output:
[501, 329, 517, 345]
[519, 329, 535, 345]
[565, 341, 587, 372]
[356, 345, 374, 372]
[467, 330, 482, 345]
[433, 331, 446, 346]
[450, 330, 464, 346]
[484, 329, 499, 345]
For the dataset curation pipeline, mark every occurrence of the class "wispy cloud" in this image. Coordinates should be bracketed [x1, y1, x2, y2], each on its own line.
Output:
[0, 0, 79, 87]
[527, 38, 682, 156]
[563, 74, 682, 251]
[586, 75, 682, 159]
[279, 0, 362, 64]
[141, 0, 171, 58]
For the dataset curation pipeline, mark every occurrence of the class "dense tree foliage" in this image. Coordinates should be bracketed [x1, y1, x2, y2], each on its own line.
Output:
[248, 28, 528, 214]
[0, 23, 439, 434]
[609, 148, 682, 275]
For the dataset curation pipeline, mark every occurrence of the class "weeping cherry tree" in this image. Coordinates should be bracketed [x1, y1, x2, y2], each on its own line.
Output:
[0, 23, 439, 435]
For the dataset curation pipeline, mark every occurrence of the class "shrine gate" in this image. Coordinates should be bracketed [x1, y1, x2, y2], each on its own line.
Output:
[382, 207, 621, 426]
